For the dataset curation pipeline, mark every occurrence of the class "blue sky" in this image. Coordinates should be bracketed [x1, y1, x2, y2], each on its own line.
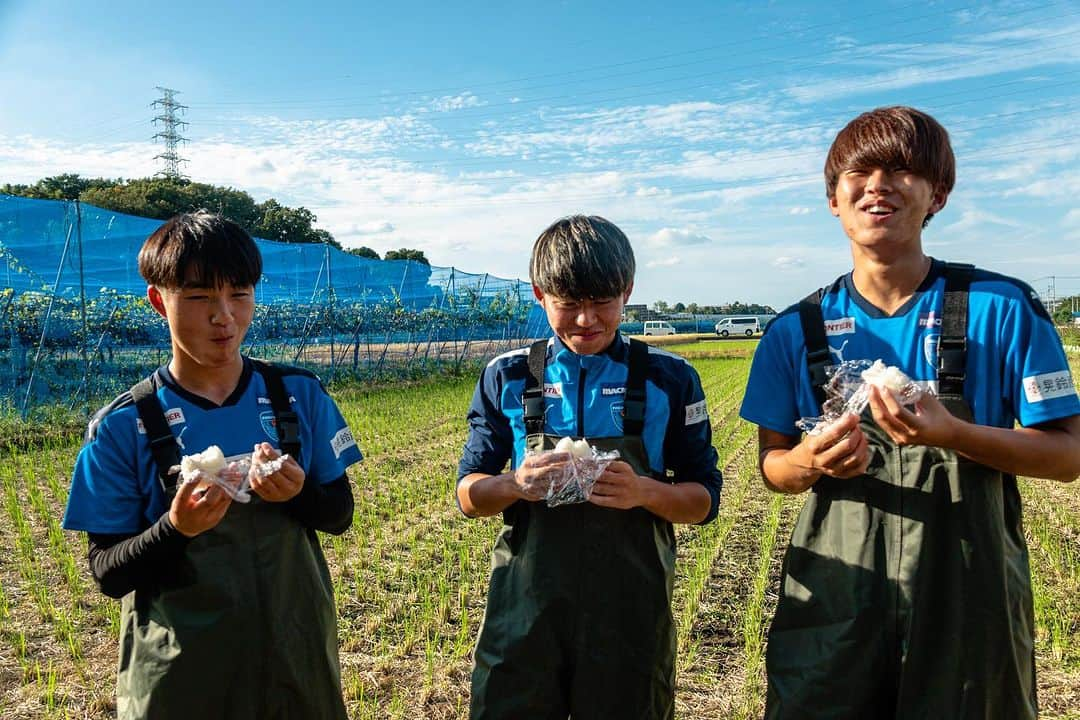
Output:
[1, 0, 1079, 309]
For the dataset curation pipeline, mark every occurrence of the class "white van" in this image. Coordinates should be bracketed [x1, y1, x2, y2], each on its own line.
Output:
[643, 320, 676, 336]
[715, 316, 760, 337]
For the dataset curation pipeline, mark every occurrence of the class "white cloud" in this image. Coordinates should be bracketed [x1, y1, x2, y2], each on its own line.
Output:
[787, 23, 1080, 104]
[1064, 208, 1080, 227]
[646, 256, 681, 268]
[646, 228, 712, 248]
[788, 207, 812, 215]
[348, 220, 395, 235]
[428, 93, 483, 113]
[771, 256, 806, 270]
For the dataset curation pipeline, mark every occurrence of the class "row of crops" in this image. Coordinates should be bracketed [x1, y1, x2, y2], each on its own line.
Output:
[0, 341, 1077, 718]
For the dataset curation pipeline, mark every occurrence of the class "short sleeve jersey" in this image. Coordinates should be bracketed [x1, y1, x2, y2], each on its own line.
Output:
[63, 358, 363, 534]
[458, 334, 723, 523]
[740, 259, 1080, 435]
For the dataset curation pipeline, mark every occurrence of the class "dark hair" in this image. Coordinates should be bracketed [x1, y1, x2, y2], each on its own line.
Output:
[825, 106, 955, 226]
[138, 211, 262, 289]
[529, 215, 635, 299]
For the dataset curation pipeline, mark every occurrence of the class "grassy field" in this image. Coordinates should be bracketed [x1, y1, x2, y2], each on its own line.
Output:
[0, 340, 1078, 718]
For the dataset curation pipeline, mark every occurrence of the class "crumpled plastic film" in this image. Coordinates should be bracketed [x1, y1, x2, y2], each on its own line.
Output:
[539, 443, 621, 507]
[169, 445, 292, 503]
[797, 359, 925, 436]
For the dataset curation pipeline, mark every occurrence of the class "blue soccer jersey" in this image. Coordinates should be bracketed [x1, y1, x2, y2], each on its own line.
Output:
[740, 259, 1080, 435]
[459, 334, 723, 523]
[63, 358, 363, 534]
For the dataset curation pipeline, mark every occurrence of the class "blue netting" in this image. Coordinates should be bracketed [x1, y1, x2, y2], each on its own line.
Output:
[0, 193, 550, 416]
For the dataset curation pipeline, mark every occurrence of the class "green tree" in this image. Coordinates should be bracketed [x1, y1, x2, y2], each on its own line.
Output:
[347, 246, 380, 260]
[652, 300, 669, 313]
[1, 173, 116, 200]
[673, 302, 686, 313]
[1052, 296, 1080, 325]
[5, 175, 338, 248]
[252, 199, 341, 249]
[384, 248, 429, 265]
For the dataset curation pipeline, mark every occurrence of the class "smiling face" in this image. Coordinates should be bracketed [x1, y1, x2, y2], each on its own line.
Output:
[829, 166, 947, 257]
[534, 285, 632, 355]
[148, 278, 255, 377]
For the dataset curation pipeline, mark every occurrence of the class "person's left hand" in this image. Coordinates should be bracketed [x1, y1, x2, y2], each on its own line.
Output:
[249, 442, 305, 502]
[867, 385, 960, 449]
[589, 460, 649, 510]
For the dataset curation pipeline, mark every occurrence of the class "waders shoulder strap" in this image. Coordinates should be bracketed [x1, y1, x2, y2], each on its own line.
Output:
[249, 359, 302, 460]
[130, 375, 181, 493]
[938, 263, 974, 401]
[622, 338, 649, 438]
[798, 288, 830, 410]
[522, 340, 550, 439]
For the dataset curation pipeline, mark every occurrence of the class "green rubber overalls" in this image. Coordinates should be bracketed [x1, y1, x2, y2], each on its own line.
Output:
[118, 361, 347, 720]
[471, 339, 678, 720]
[765, 264, 1037, 719]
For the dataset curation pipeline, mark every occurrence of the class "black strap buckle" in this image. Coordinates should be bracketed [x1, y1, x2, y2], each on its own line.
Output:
[623, 389, 646, 423]
[937, 338, 967, 382]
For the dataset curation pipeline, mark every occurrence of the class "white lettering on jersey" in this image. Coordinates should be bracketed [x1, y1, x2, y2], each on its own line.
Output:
[1023, 371, 1078, 403]
[824, 317, 855, 336]
[543, 383, 563, 398]
[685, 399, 709, 426]
[258, 395, 297, 405]
[136, 407, 186, 434]
[330, 427, 357, 459]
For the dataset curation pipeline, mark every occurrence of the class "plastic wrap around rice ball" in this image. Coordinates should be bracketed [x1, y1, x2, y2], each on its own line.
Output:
[535, 437, 620, 507]
[171, 444, 290, 502]
[797, 359, 925, 435]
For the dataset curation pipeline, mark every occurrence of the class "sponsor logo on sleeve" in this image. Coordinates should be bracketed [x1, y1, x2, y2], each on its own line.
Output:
[330, 427, 357, 459]
[1023, 370, 1078, 403]
[685, 399, 709, 426]
[824, 317, 856, 336]
[543, 383, 563, 398]
[136, 407, 186, 434]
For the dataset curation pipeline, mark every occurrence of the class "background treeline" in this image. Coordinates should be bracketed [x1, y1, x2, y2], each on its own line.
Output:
[644, 300, 777, 316]
[0, 174, 427, 264]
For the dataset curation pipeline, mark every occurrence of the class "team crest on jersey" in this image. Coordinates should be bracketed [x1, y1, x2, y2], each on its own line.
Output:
[610, 402, 624, 432]
[136, 407, 186, 434]
[259, 411, 278, 439]
[824, 317, 855, 336]
[923, 333, 940, 368]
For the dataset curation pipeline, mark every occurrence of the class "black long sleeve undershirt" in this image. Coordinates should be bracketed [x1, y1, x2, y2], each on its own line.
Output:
[88, 475, 354, 598]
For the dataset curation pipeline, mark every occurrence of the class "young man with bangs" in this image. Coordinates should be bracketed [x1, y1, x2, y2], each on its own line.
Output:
[457, 215, 723, 719]
[740, 106, 1080, 718]
[62, 211, 361, 719]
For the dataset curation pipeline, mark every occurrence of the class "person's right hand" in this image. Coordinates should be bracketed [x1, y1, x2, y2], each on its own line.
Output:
[790, 412, 870, 481]
[513, 451, 571, 501]
[168, 476, 233, 537]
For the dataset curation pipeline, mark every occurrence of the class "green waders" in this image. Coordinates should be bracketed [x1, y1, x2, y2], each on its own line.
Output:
[765, 264, 1037, 719]
[118, 364, 347, 720]
[471, 339, 678, 720]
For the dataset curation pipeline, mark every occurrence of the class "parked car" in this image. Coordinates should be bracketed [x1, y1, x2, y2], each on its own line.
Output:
[715, 316, 760, 337]
[643, 320, 676, 336]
